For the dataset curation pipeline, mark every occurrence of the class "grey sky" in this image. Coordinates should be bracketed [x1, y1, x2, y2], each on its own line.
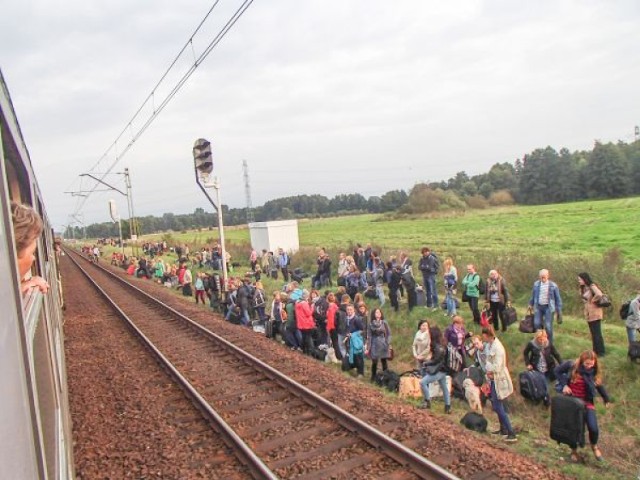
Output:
[2, 0, 639, 230]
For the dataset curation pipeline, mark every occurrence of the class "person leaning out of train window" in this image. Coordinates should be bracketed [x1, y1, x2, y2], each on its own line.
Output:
[11, 202, 49, 295]
[577, 272, 606, 357]
[554, 350, 611, 463]
[523, 329, 562, 381]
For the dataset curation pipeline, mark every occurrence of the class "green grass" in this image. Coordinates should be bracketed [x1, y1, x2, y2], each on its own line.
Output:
[92, 196, 640, 479]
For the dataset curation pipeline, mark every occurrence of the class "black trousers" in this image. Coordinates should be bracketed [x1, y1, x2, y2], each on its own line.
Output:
[370, 358, 388, 379]
[407, 287, 417, 311]
[389, 287, 399, 311]
[588, 320, 606, 356]
[330, 329, 343, 360]
[490, 301, 506, 331]
[468, 296, 481, 324]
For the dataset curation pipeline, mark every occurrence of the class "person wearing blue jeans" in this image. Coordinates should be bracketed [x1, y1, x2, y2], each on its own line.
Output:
[529, 269, 562, 344]
[417, 328, 451, 414]
[419, 247, 439, 309]
[625, 293, 640, 344]
[483, 326, 517, 442]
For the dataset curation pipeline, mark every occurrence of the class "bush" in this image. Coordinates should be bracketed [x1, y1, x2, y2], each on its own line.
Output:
[488, 189, 515, 206]
[465, 195, 489, 209]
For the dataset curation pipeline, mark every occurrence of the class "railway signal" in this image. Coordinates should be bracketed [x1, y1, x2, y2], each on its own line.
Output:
[191, 138, 228, 290]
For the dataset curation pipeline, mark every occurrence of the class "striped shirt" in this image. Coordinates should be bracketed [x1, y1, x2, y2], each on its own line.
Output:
[538, 281, 550, 305]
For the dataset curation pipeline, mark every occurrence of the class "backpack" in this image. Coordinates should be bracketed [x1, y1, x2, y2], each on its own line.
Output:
[375, 370, 400, 392]
[445, 344, 464, 375]
[313, 297, 329, 321]
[620, 300, 632, 320]
[431, 253, 440, 274]
[253, 290, 265, 308]
[477, 275, 486, 295]
[460, 412, 487, 433]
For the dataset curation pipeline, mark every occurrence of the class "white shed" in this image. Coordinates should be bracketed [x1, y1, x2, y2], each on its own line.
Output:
[248, 219, 299, 254]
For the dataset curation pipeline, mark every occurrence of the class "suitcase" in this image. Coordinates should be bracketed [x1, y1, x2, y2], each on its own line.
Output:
[503, 304, 518, 327]
[265, 319, 274, 338]
[519, 370, 548, 402]
[399, 375, 422, 399]
[416, 287, 427, 307]
[460, 412, 487, 433]
[550, 395, 586, 448]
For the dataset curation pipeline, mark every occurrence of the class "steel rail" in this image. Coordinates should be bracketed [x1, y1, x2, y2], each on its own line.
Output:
[66, 250, 278, 480]
[67, 248, 460, 480]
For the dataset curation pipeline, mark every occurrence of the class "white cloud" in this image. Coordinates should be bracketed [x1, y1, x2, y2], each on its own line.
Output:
[1, 0, 639, 229]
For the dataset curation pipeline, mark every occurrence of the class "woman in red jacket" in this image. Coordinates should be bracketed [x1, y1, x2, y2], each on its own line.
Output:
[325, 293, 341, 360]
[295, 290, 316, 355]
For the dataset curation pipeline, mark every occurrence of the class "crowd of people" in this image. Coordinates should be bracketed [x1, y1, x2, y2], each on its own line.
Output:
[77, 238, 638, 465]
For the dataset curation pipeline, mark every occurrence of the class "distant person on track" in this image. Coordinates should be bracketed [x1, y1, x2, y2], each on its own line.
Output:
[577, 272, 606, 356]
[182, 265, 193, 297]
[529, 269, 563, 343]
[249, 248, 257, 271]
[554, 350, 610, 463]
[11, 201, 49, 295]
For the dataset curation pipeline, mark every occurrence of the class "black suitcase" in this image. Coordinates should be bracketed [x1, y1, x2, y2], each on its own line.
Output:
[550, 395, 586, 448]
[460, 412, 487, 432]
[416, 288, 427, 307]
[519, 370, 548, 402]
[265, 319, 274, 338]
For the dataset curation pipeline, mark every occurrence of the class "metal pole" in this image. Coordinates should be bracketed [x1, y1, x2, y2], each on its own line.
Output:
[118, 217, 124, 257]
[124, 168, 139, 257]
[214, 178, 228, 290]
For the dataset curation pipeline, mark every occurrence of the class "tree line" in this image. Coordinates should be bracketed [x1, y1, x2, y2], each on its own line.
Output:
[67, 139, 640, 239]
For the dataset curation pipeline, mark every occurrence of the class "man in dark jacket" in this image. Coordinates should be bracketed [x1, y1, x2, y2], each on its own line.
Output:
[418, 247, 439, 310]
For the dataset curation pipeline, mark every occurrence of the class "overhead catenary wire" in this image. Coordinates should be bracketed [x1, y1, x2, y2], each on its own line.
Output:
[70, 0, 255, 219]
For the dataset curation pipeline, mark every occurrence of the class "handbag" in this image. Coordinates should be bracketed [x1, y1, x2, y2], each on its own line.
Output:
[388, 346, 394, 361]
[462, 288, 470, 303]
[519, 307, 535, 333]
[504, 302, 518, 327]
[596, 294, 612, 308]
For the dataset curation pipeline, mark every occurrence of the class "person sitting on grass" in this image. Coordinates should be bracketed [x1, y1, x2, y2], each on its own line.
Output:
[417, 327, 452, 414]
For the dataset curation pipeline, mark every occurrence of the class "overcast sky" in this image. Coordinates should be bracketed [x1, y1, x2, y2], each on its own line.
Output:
[2, 0, 639, 230]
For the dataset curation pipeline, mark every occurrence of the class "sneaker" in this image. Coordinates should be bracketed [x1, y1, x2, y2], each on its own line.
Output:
[504, 434, 518, 443]
[431, 307, 439, 312]
[444, 405, 451, 414]
[417, 400, 431, 409]
[491, 429, 507, 436]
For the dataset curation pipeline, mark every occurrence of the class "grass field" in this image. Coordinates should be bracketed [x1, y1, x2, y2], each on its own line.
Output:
[93, 196, 640, 479]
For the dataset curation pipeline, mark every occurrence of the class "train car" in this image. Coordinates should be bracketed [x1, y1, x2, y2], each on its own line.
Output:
[0, 70, 74, 478]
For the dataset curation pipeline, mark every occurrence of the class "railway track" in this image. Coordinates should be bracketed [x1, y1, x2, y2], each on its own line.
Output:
[66, 249, 460, 480]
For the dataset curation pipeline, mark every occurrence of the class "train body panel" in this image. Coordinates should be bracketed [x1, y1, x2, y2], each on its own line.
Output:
[0, 70, 73, 479]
